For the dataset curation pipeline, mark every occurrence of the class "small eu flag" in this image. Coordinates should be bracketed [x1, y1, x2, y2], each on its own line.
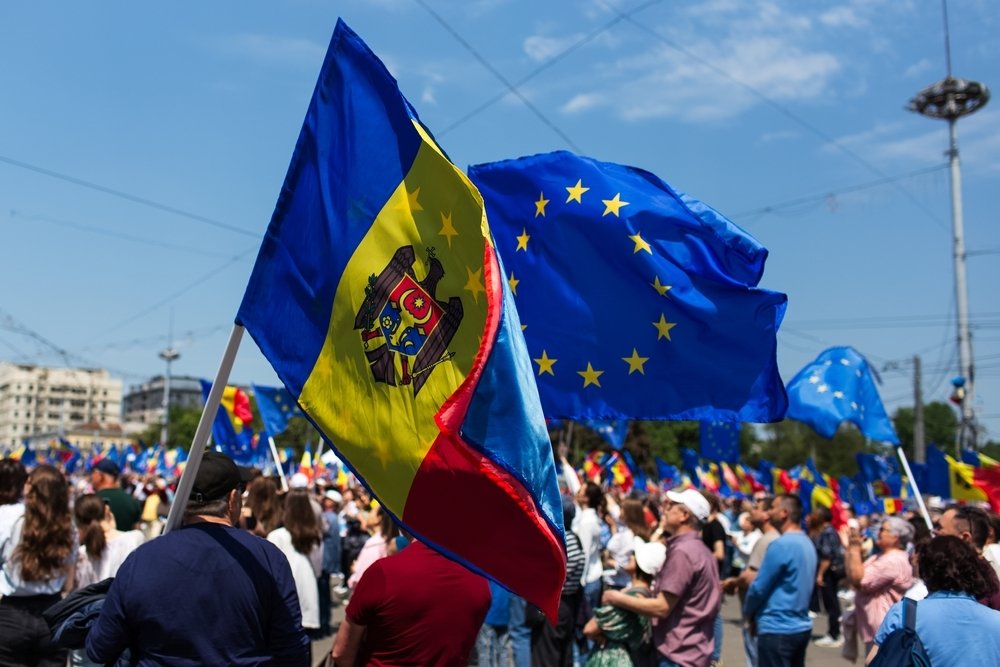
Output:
[786, 346, 899, 444]
[699, 422, 740, 463]
[252, 384, 303, 437]
[468, 151, 787, 422]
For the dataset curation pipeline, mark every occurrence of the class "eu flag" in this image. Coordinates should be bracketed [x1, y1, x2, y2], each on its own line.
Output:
[588, 420, 629, 449]
[252, 384, 303, 437]
[786, 347, 899, 444]
[699, 421, 740, 463]
[235, 20, 565, 619]
[468, 151, 787, 422]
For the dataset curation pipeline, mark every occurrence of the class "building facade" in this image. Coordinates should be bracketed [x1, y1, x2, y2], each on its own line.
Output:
[122, 374, 204, 433]
[0, 362, 123, 447]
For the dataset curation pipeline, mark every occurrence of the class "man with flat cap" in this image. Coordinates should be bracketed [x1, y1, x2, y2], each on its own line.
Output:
[86, 451, 310, 666]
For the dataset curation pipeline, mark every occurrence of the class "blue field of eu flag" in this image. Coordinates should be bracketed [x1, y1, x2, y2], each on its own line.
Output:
[785, 346, 899, 444]
[700, 421, 740, 463]
[252, 384, 303, 437]
[468, 151, 787, 422]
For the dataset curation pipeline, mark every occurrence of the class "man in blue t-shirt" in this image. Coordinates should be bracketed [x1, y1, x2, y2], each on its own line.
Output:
[743, 494, 818, 667]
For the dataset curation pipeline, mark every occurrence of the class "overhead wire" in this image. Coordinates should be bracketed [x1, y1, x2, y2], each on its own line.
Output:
[413, 0, 583, 152]
[593, 0, 951, 233]
[0, 153, 258, 238]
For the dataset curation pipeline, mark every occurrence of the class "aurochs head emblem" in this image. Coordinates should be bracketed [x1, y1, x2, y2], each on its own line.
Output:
[355, 246, 463, 396]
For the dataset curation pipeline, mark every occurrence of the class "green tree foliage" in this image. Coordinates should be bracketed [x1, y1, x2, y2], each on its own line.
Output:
[138, 405, 204, 449]
[892, 401, 959, 458]
[754, 420, 872, 477]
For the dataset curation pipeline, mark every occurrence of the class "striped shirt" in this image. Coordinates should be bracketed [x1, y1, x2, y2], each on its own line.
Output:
[563, 530, 585, 596]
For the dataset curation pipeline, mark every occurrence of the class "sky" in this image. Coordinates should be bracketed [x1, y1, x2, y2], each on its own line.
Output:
[1, 0, 999, 443]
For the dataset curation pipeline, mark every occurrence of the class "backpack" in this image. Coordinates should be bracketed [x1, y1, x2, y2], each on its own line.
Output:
[869, 598, 932, 667]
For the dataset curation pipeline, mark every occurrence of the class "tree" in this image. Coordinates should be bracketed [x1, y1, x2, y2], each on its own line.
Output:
[754, 419, 871, 478]
[892, 401, 959, 458]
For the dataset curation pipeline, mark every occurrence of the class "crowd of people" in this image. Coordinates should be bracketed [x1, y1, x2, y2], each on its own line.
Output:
[3, 451, 1000, 666]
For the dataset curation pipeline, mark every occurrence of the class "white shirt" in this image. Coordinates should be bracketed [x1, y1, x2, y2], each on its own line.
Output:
[572, 506, 604, 586]
[75, 530, 145, 589]
[1, 503, 78, 596]
[268, 527, 322, 629]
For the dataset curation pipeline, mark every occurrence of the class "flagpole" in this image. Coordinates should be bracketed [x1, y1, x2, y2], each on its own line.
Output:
[268, 435, 289, 491]
[164, 325, 245, 534]
[894, 445, 934, 531]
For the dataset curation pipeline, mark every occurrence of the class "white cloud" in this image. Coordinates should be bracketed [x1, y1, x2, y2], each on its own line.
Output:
[215, 33, 326, 66]
[820, 5, 866, 28]
[561, 93, 604, 114]
[421, 86, 437, 105]
[523, 33, 586, 63]
[903, 58, 934, 80]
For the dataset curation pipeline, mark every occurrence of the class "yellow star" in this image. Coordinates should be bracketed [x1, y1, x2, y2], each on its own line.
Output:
[438, 211, 458, 247]
[622, 348, 649, 375]
[464, 266, 485, 304]
[651, 275, 672, 297]
[629, 232, 652, 254]
[533, 350, 557, 376]
[508, 272, 520, 295]
[534, 192, 549, 217]
[395, 185, 423, 213]
[516, 228, 530, 252]
[577, 362, 604, 388]
[652, 314, 677, 341]
[602, 193, 630, 217]
[565, 179, 590, 204]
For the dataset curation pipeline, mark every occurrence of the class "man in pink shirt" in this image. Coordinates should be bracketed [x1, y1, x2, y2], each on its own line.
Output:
[602, 489, 721, 667]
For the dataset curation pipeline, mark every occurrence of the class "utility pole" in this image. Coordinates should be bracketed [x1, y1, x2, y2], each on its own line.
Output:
[158, 314, 180, 447]
[907, 0, 989, 452]
[913, 355, 926, 463]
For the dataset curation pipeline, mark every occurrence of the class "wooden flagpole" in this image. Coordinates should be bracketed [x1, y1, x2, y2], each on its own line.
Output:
[163, 325, 245, 534]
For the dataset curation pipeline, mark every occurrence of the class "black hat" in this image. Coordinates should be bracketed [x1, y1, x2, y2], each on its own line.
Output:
[190, 451, 254, 503]
[93, 458, 121, 477]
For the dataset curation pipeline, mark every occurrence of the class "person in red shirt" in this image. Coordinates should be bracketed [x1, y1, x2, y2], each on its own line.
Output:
[330, 537, 491, 666]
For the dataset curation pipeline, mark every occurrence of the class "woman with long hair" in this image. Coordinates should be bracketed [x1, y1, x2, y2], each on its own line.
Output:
[268, 488, 323, 634]
[347, 501, 399, 590]
[867, 535, 1000, 665]
[604, 498, 651, 589]
[0, 464, 77, 666]
[243, 475, 283, 538]
[73, 493, 144, 588]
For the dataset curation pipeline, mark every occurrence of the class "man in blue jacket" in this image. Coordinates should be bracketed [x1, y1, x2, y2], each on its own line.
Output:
[743, 493, 817, 667]
[86, 451, 310, 666]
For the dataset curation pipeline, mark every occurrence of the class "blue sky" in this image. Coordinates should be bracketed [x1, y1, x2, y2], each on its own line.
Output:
[2, 1, 998, 442]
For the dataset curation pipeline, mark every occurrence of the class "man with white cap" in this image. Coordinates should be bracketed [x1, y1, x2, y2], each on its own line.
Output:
[601, 488, 721, 667]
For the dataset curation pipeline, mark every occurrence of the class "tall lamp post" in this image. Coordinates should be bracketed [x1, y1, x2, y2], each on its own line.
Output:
[158, 347, 180, 447]
[907, 2, 989, 452]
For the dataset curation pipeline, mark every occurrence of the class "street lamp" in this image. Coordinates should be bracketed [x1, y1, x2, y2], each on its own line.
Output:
[158, 347, 180, 447]
[907, 3, 989, 453]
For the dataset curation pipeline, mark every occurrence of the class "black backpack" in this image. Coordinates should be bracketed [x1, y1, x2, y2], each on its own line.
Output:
[869, 598, 932, 667]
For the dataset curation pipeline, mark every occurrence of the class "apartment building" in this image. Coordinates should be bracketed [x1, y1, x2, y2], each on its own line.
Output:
[0, 362, 123, 447]
[122, 374, 204, 432]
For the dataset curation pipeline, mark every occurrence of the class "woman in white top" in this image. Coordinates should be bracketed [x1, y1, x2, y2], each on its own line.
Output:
[268, 489, 323, 633]
[0, 464, 78, 667]
[70, 493, 145, 666]
[347, 502, 398, 590]
[73, 493, 145, 588]
[604, 498, 651, 589]
[574, 481, 607, 611]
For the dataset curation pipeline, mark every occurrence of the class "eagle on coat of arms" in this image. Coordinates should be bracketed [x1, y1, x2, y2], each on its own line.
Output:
[355, 245, 463, 396]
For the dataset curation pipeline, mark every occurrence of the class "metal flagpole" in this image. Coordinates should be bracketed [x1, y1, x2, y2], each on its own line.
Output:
[267, 435, 289, 491]
[164, 325, 245, 534]
[894, 445, 934, 532]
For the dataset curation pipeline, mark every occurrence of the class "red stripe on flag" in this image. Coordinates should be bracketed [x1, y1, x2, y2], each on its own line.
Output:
[403, 429, 566, 622]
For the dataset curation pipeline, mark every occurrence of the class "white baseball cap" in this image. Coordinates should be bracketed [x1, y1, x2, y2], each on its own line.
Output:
[289, 472, 310, 489]
[633, 537, 666, 576]
[325, 490, 343, 504]
[665, 489, 711, 523]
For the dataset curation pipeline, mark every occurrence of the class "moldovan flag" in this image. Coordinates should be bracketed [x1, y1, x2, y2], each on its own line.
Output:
[235, 20, 565, 619]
